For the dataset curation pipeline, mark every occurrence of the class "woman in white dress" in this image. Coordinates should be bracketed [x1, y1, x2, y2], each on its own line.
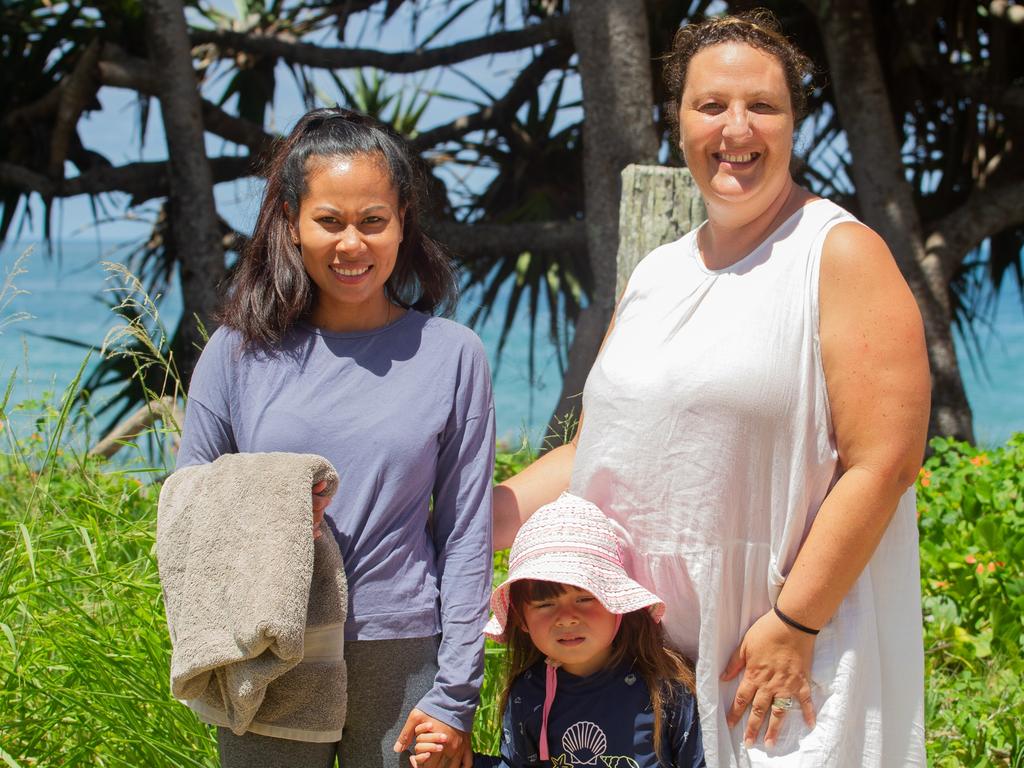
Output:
[492, 11, 930, 767]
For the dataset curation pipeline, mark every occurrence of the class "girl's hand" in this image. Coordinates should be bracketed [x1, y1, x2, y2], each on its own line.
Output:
[395, 708, 471, 768]
[720, 608, 817, 749]
[311, 480, 331, 540]
[409, 721, 444, 767]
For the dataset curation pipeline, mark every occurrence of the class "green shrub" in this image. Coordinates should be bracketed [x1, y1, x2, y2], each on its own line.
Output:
[919, 434, 1024, 766]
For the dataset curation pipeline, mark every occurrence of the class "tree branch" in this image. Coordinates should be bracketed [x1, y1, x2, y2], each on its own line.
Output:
[50, 38, 103, 179]
[188, 15, 571, 73]
[411, 42, 573, 150]
[0, 162, 586, 260]
[89, 395, 183, 458]
[98, 43, 277, 157]
[0, 156, 254, 204]
[4, 87, 61, 128]
[97, 42, 160, 93]
[428, 219, 585, 261]
[927, 178, 1024, 278]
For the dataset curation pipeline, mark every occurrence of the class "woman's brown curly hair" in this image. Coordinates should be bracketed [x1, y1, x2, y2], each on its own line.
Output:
[662, 9, 816, 140]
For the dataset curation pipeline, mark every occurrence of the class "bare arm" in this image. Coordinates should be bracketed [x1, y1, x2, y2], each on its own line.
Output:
[493, 440, 578, 550]
[777, 221, 930, 627]
[724, 221, 930, 747]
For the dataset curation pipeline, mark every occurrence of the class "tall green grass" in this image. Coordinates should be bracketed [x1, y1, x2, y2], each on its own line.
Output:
[0, 394, 218, 766]
[1, 259, 215, 766]
[0, 380, 517, 765]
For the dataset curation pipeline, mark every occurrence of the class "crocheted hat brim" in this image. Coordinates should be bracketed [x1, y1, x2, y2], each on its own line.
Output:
[483, 549, 665, 643]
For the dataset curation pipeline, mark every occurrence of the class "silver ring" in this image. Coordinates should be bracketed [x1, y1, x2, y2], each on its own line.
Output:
[771, 696, 795, 711]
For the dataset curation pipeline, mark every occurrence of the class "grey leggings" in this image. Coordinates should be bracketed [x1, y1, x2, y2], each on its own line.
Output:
[218, 635, 440, 768]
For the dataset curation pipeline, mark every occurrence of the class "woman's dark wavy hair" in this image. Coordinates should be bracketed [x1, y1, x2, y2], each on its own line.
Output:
[662, 9, 816, 143]
[219, 107, 457, 346]
[501, 579, 696, 764]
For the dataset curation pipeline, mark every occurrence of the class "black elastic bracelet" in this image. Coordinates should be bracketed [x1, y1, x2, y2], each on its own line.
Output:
[774, 604, 820, 636]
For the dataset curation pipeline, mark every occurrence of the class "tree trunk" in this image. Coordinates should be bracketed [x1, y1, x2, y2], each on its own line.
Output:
[616, 166, 706, 298]
[144, 0, 224, 383]
[547, 0, 660, 442]
[813, 0, 975, 441]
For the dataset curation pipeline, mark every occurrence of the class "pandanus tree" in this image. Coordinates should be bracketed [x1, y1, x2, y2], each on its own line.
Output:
[1, 0, 1022, 441]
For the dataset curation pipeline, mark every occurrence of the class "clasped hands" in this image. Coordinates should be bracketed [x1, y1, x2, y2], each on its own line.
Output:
[395, 708, 472, 768]
[721, 608, 818, 749]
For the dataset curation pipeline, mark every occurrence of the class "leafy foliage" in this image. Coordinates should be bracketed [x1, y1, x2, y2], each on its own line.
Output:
[456, 73, 585, 377]
[918, 434, 1024, 766]
[329, 68, 434, 138]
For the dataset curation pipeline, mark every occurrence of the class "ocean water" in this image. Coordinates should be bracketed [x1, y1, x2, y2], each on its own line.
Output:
[0, 242, 563, 449]
[1, 241, 1021, 449]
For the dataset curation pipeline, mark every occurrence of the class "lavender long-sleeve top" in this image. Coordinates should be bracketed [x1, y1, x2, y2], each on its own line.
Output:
[176, 311, 496, 732]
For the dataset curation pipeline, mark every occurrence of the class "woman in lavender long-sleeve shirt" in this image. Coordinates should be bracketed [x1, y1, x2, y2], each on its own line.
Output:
[177, 108, 494, 768]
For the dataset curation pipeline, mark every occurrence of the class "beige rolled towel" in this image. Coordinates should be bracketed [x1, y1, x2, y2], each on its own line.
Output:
[157, 452, 347, 742]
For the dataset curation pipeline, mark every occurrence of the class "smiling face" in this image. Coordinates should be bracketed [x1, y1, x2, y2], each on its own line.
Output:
[289, 153, 404, 332]
[678, 42, 794, 220]
[519, 584, 619, 677]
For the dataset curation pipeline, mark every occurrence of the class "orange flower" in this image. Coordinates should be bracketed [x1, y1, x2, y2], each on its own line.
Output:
[965, 554, 977, 564]
[932, 580, 950, 589]
[970, 454, 990, 467]
[976, 563, 985, 575]
[918, 469, 932, 487]
[987, 562, 996, 573]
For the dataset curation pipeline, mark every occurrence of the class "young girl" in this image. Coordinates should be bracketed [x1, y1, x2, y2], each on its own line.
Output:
[413, 493, 706, 768]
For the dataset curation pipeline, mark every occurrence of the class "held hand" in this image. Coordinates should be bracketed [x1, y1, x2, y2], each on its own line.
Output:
[721, 609, 817, 748]
[311, 480, 331, 540]
[395, 709, 471, 768]
[408, 720, 472, 768]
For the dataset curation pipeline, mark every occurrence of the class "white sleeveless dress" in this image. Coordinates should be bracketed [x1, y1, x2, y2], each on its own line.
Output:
[569, 199, 926, 767]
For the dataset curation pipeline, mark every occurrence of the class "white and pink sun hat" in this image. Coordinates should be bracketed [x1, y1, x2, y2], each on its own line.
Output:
[483, 492, 666, 643]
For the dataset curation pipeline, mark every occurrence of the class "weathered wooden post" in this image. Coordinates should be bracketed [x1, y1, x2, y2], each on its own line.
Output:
[616, 165, 706, 297]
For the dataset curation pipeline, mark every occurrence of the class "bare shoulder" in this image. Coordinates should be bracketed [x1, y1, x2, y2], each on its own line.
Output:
[819, 221, 920, 330]
[817, 221, 929, 476]
[821, 220, 901, 283]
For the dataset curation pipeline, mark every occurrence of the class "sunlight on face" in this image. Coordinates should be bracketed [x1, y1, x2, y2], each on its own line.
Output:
[678, 42, 794, 212]
[291, 153, 405, 333]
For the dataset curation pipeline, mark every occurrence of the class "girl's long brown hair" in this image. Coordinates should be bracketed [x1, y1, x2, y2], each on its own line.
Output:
[502, 580, 696, 765]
